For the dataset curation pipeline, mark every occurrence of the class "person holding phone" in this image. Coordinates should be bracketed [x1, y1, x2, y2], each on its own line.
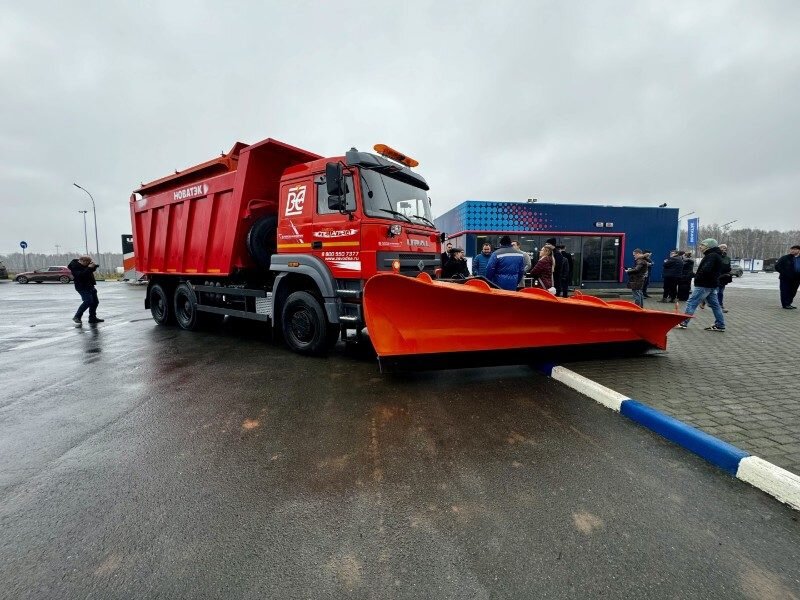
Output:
[68, 255, 104, 324]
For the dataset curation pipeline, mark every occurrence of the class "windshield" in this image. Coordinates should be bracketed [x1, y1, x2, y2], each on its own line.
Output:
[360, 169, 434, 227]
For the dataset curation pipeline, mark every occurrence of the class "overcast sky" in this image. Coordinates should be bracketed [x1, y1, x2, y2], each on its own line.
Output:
[2, 0, 798, 255]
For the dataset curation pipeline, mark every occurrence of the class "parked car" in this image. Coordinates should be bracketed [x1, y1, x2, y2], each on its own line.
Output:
[730, 264, 744, 277]
[15, 266, 73, 284]
[0, 261, 8, 279]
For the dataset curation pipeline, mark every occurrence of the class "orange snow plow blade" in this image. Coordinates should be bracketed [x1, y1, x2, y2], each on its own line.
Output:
[363, 273, 688, 369]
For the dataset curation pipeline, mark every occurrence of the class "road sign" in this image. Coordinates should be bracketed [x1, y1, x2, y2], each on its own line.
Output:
[20, 241, 28, 249]
[687, 218, 699, 245]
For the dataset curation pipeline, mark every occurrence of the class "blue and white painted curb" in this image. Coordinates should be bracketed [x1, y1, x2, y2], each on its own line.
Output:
[539, 364, 800, 511]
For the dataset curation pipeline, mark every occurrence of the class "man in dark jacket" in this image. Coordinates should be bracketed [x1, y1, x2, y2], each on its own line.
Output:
[677, 239, 725, 331]
[678, 251, 694, 301]
[775, 244, 800, 309]
[556, 244, 572, 297]
[660, 250, 684, 303]
[625, 249, 648, 307]
[68, 256, 104, 324]
[486, 235, 526, 291]
[641, 250, 654, 298]
[440, 243, 453, 274]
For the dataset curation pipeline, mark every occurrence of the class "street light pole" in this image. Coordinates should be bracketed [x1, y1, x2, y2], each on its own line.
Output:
[676, 211, 695, 248]
[78, 210, 89, 255]
[73, 183, 100, 269]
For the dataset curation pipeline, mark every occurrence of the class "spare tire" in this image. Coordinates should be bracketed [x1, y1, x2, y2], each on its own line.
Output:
[246, 215, 278, 270]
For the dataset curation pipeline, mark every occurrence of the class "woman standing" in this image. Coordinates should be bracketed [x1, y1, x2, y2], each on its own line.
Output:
[530, 246, 555, 291]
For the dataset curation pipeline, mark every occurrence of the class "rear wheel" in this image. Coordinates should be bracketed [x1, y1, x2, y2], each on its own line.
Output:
[281, 291, 338, 356]
[149, 283, 174, 325]
[16, 276, 28, 284]
[174, 283, 199, 330]
[59, 276, 70, 284]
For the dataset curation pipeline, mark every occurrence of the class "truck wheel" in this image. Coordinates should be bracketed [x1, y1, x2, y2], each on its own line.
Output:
[149, 283, 175, 325]
[246, 215, 278, 270]
[174, 283, 201, 330]
[281, 291, 336, 356]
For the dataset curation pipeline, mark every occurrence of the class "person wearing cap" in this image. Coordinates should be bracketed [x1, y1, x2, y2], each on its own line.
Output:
[441, 247, 469, 279]
[775, 244, 800, 309]
[625, 248, 649, 307]
[67, 255, 104, 325]
[485, 235, 526, 291]
[660, 250, 684, 303]
[677, 239, 725, 331]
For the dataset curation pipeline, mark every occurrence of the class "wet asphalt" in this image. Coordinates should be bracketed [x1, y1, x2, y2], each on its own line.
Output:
[0, 280, 799, 599]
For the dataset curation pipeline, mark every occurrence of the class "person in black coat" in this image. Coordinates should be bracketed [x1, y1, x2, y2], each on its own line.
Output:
[545, 238, 565, 296]
[775, 244, 800, 309]
[678, 251, 694, 301]
[68, 256, 104, 324]
[677, 239, 725, 331]
[441, 248, 470, 279]
[641, 250, 654, 298]
[556, 244, 572, 297]
[439, 242, 453, 275]
[660, 250, 684, 303]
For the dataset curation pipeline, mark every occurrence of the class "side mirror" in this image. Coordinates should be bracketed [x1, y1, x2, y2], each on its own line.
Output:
[326, 162, 344, 196]
[439, 232, 447, 242]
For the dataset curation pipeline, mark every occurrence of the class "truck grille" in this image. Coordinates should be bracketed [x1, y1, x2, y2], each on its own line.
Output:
[377, 252, 439, 276]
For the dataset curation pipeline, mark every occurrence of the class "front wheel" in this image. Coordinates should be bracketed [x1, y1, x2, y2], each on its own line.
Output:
[16, 276, 28, 284]
[149, 283, 175, 325]
[281, 291, 337, 356]
[59, 276, 70, 284]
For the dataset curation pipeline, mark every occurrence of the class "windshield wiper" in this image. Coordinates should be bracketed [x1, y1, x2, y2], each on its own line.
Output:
[412, 214, 435, 228]
[378, 208, 413, 224]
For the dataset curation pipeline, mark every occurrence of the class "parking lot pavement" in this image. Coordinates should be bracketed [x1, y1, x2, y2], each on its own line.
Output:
[567, 275, 800, 476]
[1, 280, 800, 599]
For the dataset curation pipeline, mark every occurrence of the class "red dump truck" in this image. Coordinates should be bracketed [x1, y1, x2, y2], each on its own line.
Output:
[130, 138, 441, 355]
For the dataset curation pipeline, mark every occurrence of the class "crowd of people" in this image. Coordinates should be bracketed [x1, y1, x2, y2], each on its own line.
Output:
[440, 236, 573, 295]
[439, 238, 800, 320]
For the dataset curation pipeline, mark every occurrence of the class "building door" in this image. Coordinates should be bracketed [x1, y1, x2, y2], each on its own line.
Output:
[579, 236, 622, 283]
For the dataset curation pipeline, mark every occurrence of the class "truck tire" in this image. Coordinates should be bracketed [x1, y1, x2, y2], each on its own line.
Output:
[246, 215, 278, 270]
[174, 282, 201, 330]
[281, 291, 337, 356]
[149, 283, 175, 325]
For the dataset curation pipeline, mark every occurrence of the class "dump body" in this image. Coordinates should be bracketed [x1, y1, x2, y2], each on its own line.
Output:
[131, 139, 322, 276]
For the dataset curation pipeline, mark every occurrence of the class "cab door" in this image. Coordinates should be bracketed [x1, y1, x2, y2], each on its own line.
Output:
[311, 174, 361, 278]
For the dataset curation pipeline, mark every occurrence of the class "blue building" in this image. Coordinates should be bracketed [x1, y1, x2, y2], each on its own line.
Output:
[435, 201, 679, 288]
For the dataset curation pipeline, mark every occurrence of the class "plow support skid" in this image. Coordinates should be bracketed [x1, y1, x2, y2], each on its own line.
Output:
[363, 274, 688, 361]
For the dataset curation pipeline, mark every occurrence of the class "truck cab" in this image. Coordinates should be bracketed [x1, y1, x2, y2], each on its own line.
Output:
[276, 148, 440, 281]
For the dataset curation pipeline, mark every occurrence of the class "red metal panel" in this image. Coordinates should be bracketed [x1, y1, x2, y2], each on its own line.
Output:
[131, 137, 320, 277]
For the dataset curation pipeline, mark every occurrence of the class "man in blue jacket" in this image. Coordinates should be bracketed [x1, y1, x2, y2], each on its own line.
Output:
[485, 236, 525, 291]
[472, 243, 492, 277]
